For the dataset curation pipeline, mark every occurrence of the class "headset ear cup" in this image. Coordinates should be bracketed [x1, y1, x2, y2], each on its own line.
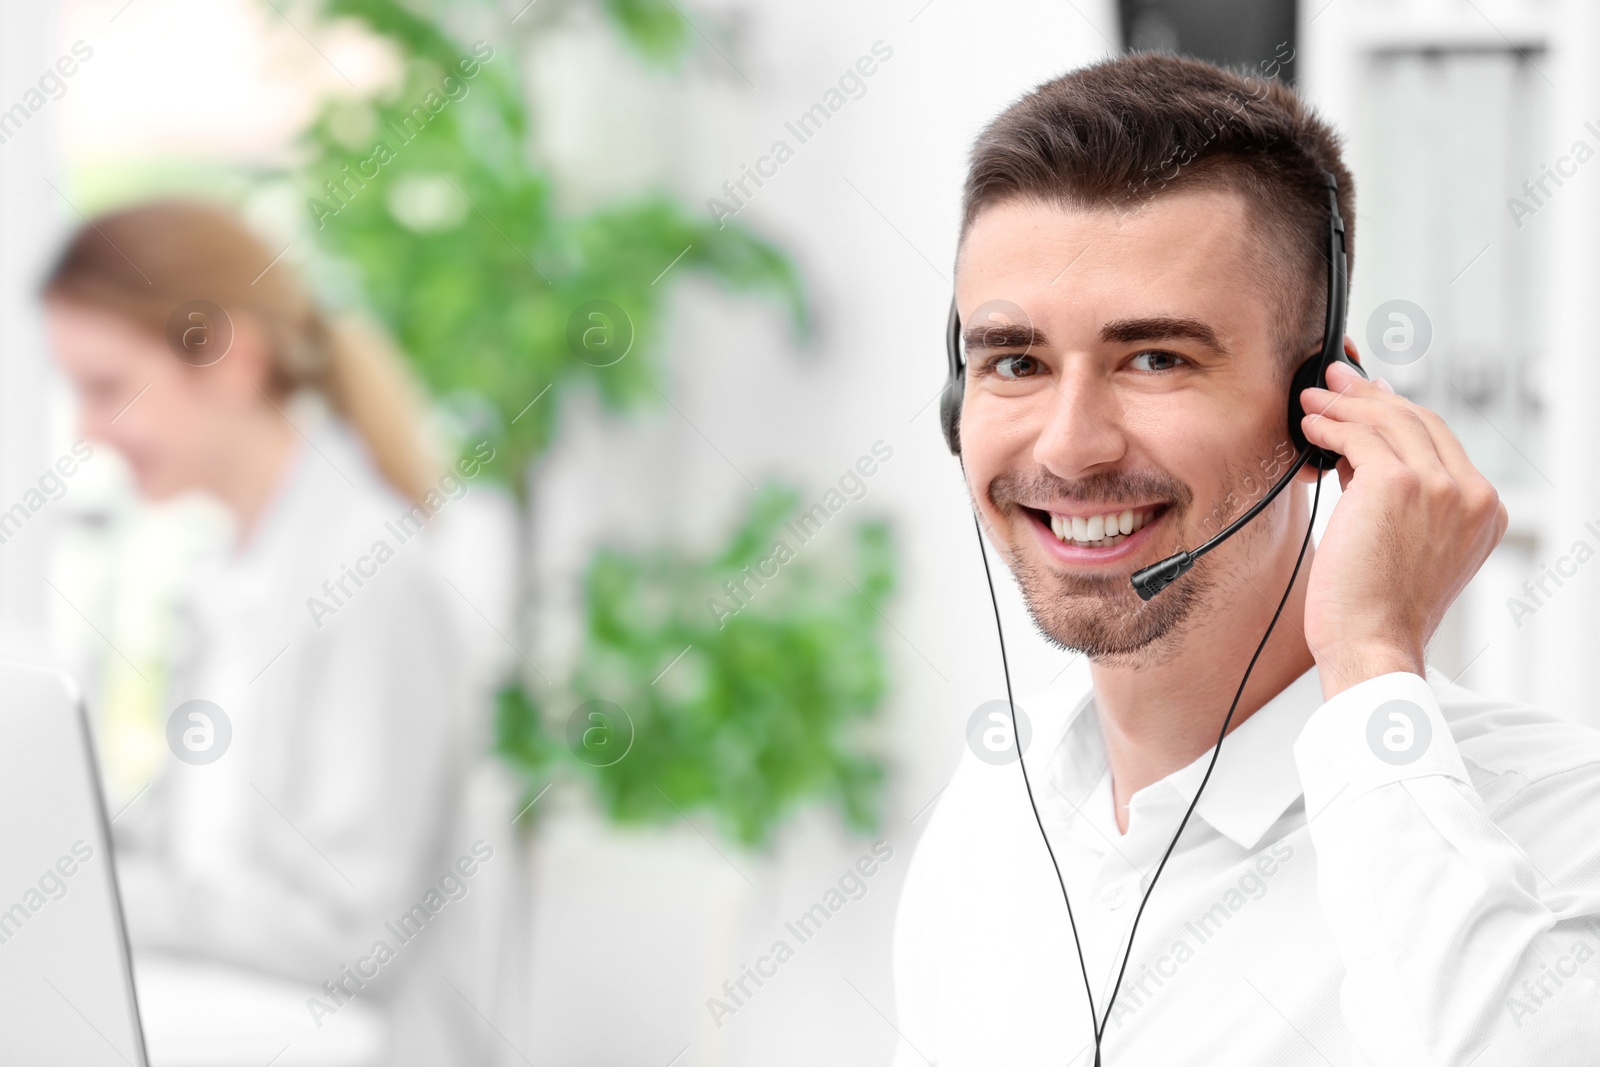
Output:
[1287, 351, 1366, 471]
[940, 374, 963, 455]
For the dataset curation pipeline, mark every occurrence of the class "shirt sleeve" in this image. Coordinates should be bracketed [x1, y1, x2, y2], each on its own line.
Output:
[1293, 670, 1600, 1066]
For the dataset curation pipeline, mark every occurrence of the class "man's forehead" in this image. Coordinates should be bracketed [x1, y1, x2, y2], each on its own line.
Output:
[955, 188, 1269, 337]
[957, 188, 1258, 287]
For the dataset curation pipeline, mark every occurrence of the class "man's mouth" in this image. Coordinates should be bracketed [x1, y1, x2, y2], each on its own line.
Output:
[1022, 504, 1169, 550]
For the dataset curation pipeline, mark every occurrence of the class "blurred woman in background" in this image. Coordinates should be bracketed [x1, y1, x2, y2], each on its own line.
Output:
[41, 200, 483, 1067]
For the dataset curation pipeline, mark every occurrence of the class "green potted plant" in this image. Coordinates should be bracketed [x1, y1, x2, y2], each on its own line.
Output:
[288, 0, 897, 849]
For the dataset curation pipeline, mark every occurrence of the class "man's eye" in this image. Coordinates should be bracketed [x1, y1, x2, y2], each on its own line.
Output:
[1129, 350, 1187, 372]
[984, 354, 1041, 380]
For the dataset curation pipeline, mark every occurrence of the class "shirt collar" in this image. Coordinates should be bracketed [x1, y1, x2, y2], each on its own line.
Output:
[1166, 664, 1323, 848]
[1029, 660, 1324, 852]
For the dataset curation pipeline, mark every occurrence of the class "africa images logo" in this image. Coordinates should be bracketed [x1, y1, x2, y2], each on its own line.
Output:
[1365, 699, 1431, 766]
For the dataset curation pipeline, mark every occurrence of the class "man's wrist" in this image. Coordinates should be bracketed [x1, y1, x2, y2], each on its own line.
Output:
[1315, 641, 1425, 700]
[1296, 668, 1470, 816]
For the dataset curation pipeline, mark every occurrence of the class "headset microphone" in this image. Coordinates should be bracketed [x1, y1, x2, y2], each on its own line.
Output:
[943, 168, 1353, 1064]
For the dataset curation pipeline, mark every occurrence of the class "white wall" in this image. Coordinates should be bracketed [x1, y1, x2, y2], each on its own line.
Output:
[0, 0, 64, 657]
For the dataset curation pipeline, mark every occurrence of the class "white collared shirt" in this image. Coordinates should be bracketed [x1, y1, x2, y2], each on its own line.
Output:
[891, 659, 1600, 1065]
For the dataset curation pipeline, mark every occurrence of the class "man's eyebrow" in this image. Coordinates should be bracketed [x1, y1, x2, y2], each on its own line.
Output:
[962, 322, 1045, 352]
[1100, 316, 1231, 356]
[961, 315, 1230, 356]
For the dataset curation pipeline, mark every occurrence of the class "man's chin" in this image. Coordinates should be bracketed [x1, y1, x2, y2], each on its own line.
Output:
[1006, 537, 1208, 660]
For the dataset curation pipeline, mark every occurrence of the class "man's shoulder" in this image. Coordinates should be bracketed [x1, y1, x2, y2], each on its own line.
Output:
[1428, 667, 1600, 805]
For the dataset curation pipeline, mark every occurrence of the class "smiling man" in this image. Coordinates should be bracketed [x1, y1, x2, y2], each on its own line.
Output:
[891, 53, 1600, 1066]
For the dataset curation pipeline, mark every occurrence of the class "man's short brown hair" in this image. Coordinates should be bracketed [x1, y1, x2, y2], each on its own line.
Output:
[958, 51, 1355, 375]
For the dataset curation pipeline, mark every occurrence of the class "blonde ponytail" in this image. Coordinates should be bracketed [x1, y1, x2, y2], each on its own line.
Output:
[315, 315, 440, 507]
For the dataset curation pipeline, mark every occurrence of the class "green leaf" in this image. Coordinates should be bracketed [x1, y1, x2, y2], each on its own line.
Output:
[499, 482, 896, 849]
[602, 0, 693, 67]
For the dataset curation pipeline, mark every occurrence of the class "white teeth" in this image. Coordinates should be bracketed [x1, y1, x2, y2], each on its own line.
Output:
[1046, 506, 1158, 547]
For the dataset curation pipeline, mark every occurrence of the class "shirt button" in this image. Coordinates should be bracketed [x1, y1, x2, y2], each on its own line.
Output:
[1101, 883, 1127, 910]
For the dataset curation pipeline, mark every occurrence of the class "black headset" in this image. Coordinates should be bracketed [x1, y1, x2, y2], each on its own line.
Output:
[946, 170, 1357, 1064]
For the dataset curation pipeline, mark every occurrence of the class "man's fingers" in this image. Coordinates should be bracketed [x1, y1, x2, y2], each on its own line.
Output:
[1315, 363, 1502, 534]
[1301, 387, 1448, 478]
[1408, 404, 1480, 485]
[1300, 362, 1505, 557]
[1325, 362, 1470, 469]
[1299, 411, 1408, 478]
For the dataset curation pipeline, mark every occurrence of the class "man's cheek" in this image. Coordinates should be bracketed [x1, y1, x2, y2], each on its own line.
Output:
[1216, 491, 1239, 526]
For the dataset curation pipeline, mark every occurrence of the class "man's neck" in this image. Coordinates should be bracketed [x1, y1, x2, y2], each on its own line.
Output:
[1090, 537, 1317, 835]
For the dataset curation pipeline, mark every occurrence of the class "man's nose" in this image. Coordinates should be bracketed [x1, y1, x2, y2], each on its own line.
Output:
[1032, 362, 1126, 479]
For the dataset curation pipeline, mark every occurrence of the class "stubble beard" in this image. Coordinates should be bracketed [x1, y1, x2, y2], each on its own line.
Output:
[987, 462, 1279, 665]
